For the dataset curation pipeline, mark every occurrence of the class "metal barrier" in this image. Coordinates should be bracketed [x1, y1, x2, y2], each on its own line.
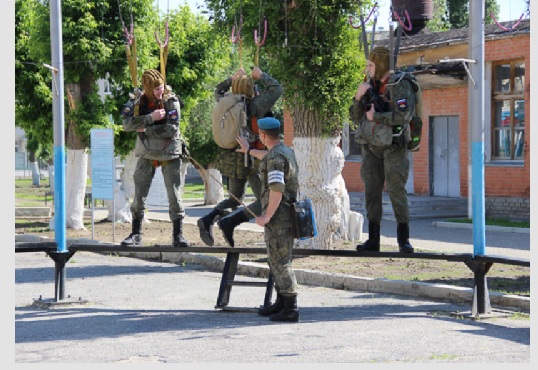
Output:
[16, 242, 530, 315]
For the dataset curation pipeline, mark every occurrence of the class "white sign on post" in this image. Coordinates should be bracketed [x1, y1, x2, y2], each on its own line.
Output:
[90, 128, 115, 200]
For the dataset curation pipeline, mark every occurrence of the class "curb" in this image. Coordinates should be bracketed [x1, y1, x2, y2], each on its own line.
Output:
[432, 221, 530, 234]
[15, 233, 530, 313]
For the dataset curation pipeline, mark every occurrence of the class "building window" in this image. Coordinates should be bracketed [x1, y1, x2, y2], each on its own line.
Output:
[491, 60, 525, 161]
[342, 121, 362, 159]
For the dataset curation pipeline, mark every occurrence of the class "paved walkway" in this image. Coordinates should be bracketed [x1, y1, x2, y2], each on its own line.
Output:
[15, 250, 531, 363]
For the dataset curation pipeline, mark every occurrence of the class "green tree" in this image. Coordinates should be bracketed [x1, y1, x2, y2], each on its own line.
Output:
[15, 0, 54, 185]
[16, 0, 227, 227]
[426, 0, 450, 32]
[20, 0, 159, 228]
[446, 0, 500, 28]
[206, 0, 366, 248]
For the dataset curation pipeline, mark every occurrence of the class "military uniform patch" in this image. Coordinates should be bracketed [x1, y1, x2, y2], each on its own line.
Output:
[396, 98, 408, 111]
[168, 109, 178, 121]
[122, 105, 132, 117]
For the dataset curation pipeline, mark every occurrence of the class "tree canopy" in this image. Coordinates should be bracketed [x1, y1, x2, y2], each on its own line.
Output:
[205, 0, 366, 137]
[15, 0, 228, 160]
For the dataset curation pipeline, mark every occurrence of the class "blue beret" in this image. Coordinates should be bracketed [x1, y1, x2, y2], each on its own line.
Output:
[258, 117, 281, 130]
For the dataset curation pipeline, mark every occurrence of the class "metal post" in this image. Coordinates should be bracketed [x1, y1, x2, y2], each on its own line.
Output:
[468, 0, 486, 256]
[50, 0, 67, 254]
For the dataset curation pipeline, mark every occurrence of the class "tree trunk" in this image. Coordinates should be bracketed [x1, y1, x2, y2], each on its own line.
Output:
[62, 83, 88, 229]
[104, 181, 132, 223]
[290, 105, 352, 249]
[291, 135, 344, 249]
[199, 163, 224, 205]
[121, 151, 137, 201]
[65, 149, 88, 229]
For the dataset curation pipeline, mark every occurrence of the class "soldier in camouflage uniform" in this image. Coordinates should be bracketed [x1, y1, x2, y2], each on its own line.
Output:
[197, 67, 283, 247]
[237, 117, 300, 323]
[121, 69, 189, 248]
[349, 46, 415, 253]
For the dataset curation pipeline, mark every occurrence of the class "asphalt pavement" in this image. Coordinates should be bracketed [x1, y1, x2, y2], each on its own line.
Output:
[15, 249, 531, 364]
[14, 199, 533, 364]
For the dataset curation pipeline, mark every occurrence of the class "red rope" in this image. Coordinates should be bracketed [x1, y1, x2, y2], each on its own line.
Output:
[490, 11, 524, 31]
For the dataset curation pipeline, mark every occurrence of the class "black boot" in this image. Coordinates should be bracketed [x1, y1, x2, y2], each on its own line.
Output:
[173, 218, 190, 248]
[356, 221, 380, 252]
[218, 209, 249, 247]
[121, 216, 142, 246]
[258, 293, 284, 317]
[269, 294, 299, 323]
[397, 223, 414, 253]
[197, 208, 223, 246]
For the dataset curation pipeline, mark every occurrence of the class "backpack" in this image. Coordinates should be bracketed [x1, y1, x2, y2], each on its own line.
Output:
[398, 72, 423, 152]
[212, 94, 248, 149]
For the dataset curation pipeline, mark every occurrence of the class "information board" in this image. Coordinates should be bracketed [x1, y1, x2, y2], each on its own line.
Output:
[90, 128, 114, 200]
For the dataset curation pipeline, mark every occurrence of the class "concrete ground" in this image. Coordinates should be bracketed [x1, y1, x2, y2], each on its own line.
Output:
[15, 250, 531, 364]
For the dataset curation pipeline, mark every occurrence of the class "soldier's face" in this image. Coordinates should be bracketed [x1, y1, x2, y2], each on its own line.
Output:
[153, 85, 165, 100]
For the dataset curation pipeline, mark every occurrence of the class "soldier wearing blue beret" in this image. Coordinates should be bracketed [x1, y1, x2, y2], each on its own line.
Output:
[236, 118, 301, 323]
[198, 67, 283, 248]
[257, 117, 281, 130]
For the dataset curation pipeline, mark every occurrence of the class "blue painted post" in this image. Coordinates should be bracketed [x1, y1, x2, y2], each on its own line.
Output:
[469, 0, 486, 257]
[50, 0, 66, 254]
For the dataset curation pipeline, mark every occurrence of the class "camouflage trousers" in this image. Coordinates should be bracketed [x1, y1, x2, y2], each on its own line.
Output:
[264, 207, 297, 295]
[131, 157, 185, 221]
[215, 171, 262, 220]
[361, 143, 410, 224]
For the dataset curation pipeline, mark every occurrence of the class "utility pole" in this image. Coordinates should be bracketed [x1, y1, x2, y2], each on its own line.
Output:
[49, 0, 66, 255]
[468, 0, 486, 256]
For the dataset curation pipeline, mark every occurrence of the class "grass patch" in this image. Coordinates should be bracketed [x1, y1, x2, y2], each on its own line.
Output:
[15, 178, 250, 202]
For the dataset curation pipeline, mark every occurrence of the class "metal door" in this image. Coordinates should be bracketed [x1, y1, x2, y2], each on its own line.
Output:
[431, 116, 460, 197]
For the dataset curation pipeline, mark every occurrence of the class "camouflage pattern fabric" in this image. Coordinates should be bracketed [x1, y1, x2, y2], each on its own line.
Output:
[361, 143, 410, 224]
[122, 88, 186, 222]
[213, 72, 283, 210]
[349, 75, 415, 225]
[122, 93, 184, 162]
[259, 143, 299, 295]
[130, 157, 185, 222]
[216, 149, 256, 180]
[349, 74, 416, 148]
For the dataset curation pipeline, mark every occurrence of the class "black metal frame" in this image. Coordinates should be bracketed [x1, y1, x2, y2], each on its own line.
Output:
[16, 242, 530, 315]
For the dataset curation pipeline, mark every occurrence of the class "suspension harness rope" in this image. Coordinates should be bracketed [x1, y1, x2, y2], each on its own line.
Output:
[155, 0, 170, 84]
[187, 155, 258, 218]
[118, 0, 138, 90]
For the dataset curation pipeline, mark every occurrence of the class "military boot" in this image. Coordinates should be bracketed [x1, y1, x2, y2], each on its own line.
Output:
[173, 218, 190, 248]
[218, 209, 249, 247]
[197, 208, 223, 246]
[356, 221, 380, 252]
[121, 216, 143, 246]
[258, 292, 284, 317]
[269, 294, 299, 323]
[397, 223, 414, 253]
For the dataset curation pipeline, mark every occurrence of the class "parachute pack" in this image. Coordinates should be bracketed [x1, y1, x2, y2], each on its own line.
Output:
[212, 94, 248, 149]
[398, 71, 423, 152]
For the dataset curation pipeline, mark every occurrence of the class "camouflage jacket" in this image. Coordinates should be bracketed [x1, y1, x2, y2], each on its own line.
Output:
[349, 73, 416, 147]
[259, 142, 299, 222]
[122, 91, 184, 161]
[215, 73, 283, 179]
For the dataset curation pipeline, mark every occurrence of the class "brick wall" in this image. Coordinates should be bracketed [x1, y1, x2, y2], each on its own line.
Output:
[485, 197, 530, 221]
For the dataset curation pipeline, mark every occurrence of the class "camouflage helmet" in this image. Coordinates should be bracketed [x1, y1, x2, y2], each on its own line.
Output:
[231, 75, 255, 98]
[369, 46, 390, 80]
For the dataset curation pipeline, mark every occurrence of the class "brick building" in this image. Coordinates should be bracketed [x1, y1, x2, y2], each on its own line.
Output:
[283, 19, 530, 220]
